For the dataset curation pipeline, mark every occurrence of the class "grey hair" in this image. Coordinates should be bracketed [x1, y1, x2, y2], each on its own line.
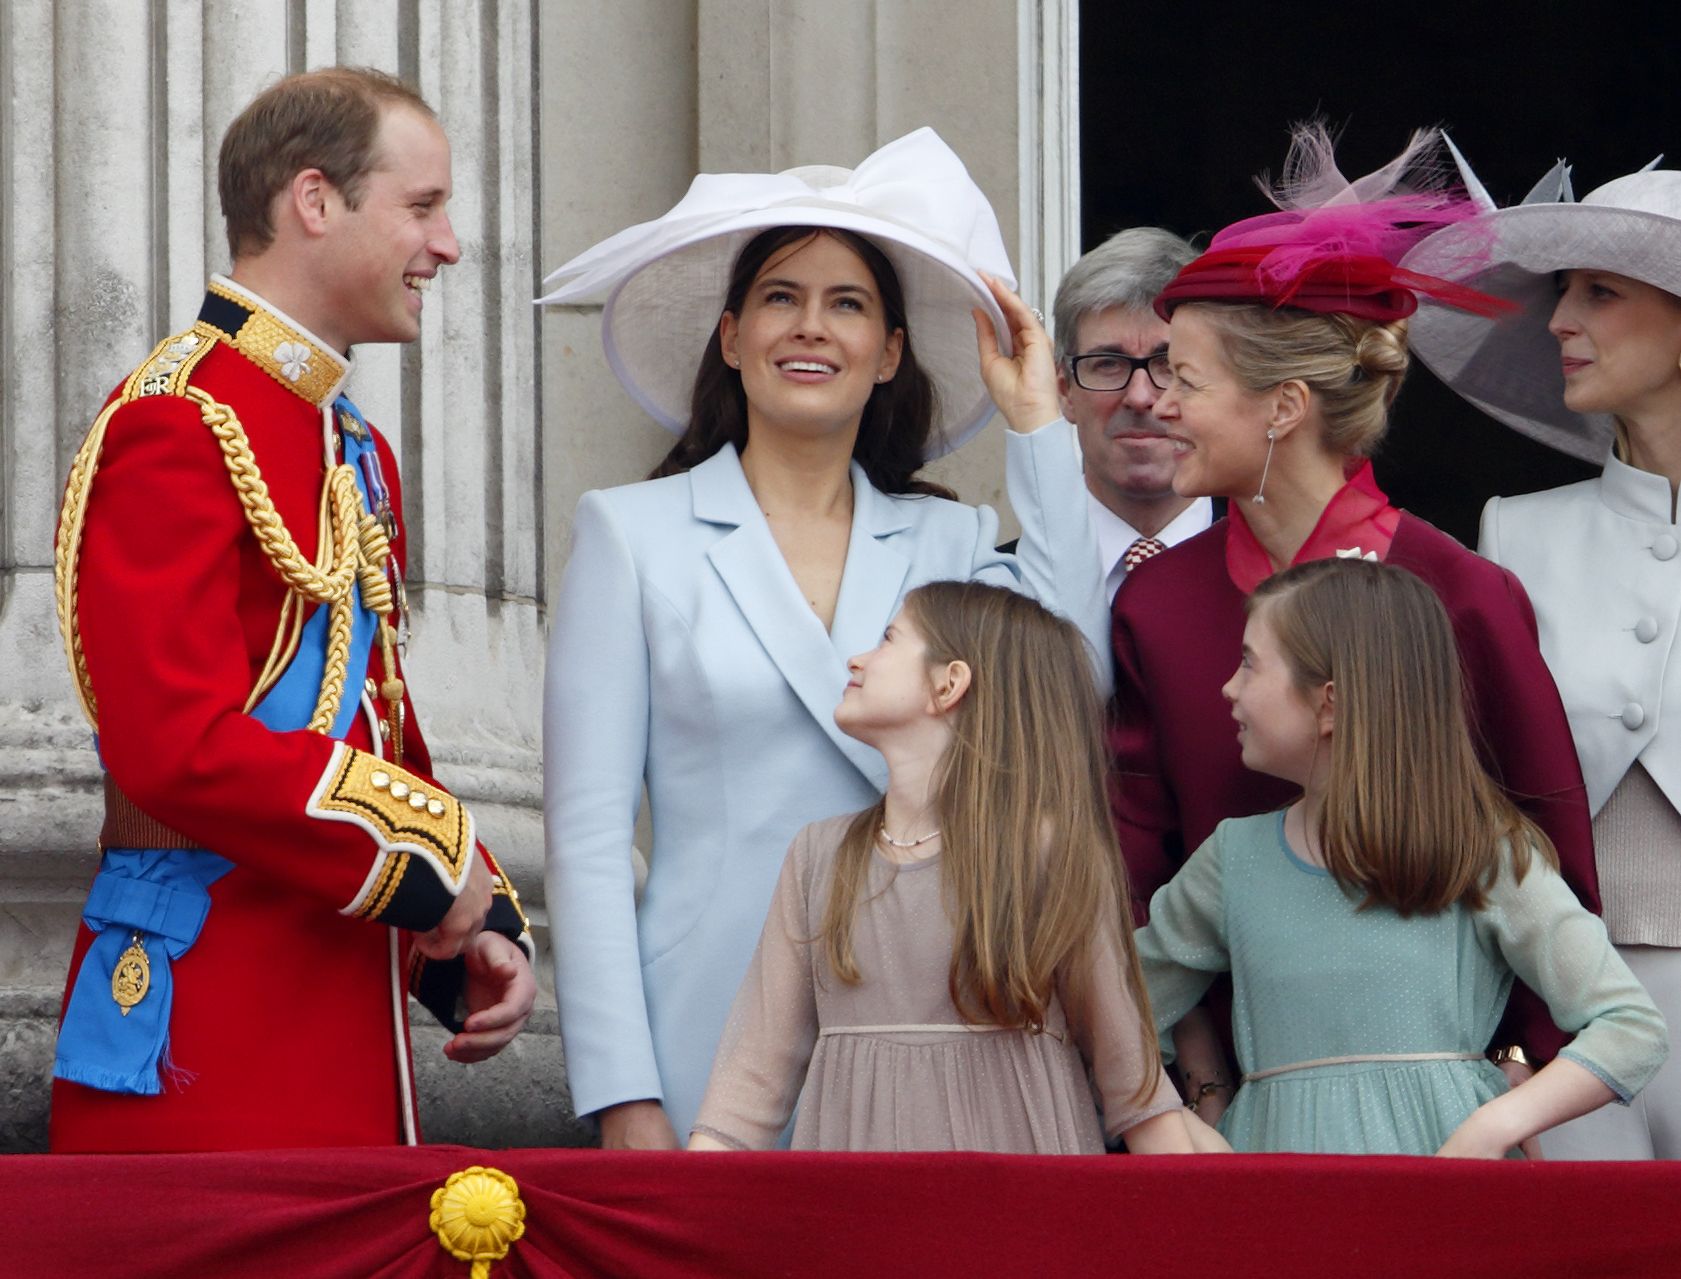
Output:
[1052, 227, 1199, 364]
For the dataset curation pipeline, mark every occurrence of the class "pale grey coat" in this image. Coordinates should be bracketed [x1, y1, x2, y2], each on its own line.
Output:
[1481, 451, 1681, 816]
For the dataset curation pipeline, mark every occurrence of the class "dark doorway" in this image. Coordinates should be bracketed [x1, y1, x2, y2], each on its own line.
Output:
[1079, 2, 1681, 544]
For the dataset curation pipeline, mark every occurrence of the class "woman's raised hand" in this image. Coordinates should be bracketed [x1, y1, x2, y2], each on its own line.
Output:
[973, 272, 1063, 434]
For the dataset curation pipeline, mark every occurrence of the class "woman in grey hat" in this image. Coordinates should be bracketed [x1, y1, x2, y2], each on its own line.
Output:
[1406, 164, 1681, 1160]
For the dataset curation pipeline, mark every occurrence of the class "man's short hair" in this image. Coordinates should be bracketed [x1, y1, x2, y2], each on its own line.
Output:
[218, 66, 435, 260]
[1052, 227, 1199, 364]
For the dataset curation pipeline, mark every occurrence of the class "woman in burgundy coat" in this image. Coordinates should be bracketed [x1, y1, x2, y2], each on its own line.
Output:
[1110, 127, 1599, 1127]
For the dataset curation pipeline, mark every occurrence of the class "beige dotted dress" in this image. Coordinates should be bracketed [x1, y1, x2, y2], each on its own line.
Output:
[690, 813, 1181, 1152]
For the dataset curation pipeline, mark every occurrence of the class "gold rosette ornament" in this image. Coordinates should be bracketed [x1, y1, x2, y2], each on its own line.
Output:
[430, 1165, 526, 1277]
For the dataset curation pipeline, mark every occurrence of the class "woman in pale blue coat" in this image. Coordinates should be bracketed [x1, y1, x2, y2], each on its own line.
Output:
[538, 130, 1106, 1147]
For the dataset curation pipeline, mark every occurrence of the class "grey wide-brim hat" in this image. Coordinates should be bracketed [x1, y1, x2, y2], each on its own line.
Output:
[1402, 168, 1681, 462]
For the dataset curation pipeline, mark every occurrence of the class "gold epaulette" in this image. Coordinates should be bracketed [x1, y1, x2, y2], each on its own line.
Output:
[124, 326, 220, 402]
[53, 321, 388, 737]
[54, 328, 223, 727]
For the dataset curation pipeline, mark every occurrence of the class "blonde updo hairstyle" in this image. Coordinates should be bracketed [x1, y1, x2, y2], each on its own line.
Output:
[1186, 302, 1410, 458]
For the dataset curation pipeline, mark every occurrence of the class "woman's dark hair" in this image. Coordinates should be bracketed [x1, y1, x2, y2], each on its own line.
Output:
[647, 225, 953, 497]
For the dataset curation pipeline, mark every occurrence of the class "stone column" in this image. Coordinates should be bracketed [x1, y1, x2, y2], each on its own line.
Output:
[0, 0, 155, 1155]
[0, 0, 571, 1150]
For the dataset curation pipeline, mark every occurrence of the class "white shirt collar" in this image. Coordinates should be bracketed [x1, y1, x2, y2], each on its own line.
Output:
[1088, 491, 1215, 603]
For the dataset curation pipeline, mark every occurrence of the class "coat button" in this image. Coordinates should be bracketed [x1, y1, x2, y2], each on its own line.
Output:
[1636, 617, 1660, 643]
[1654, 534, 1679, 561]
[1622, 702, 1647, 730]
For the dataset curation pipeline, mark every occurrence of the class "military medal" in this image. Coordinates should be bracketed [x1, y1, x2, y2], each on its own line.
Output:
[111, 932, 151, 1015]
[336, 405, 369, 442]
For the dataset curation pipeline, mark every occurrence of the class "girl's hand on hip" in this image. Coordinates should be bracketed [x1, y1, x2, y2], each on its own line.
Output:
[1436, 1105, 1519, 1159]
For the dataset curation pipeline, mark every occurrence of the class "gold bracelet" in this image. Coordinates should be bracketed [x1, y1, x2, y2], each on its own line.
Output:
[1491, 1045, 1536, 1070]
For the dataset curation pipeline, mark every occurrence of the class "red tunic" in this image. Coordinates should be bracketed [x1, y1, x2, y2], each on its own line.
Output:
[1111, 482, 1599, 1061]
[50, 280, 529, 1152]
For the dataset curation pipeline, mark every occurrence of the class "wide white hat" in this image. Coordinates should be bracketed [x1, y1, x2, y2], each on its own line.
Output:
[537, 127, 1016, 457]
[1403, 148, 1681, 462]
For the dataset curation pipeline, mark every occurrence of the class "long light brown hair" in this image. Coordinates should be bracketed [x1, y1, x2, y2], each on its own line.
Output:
[820, 581, 1159, 1090]
[1252, 558, 1558, 914]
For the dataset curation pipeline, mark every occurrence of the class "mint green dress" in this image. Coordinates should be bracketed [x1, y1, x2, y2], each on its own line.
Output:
[1137, 812, 1668, 1155]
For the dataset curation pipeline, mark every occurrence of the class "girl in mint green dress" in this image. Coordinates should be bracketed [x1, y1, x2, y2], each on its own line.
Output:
[1137, 559, 1667, 1156]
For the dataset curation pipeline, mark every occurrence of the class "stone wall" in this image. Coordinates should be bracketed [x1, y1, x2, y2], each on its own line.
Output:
[0, 0, 1065, 1151]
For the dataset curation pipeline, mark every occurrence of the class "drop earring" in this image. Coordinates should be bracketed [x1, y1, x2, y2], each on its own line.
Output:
[1252, 429, 1276, 505]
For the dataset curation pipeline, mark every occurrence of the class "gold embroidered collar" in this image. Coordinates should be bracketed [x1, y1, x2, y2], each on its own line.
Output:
[193, 275, 352, 407]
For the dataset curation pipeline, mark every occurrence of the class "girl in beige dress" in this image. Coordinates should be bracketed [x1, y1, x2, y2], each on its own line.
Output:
[688, 581, 1193, 1153]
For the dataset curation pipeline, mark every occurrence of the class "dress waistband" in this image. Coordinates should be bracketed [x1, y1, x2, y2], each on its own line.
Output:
[818, 1023, 1012, 1038]
[1242, 1051, 1484, 1083]
[813, 1015, 1062, 1035]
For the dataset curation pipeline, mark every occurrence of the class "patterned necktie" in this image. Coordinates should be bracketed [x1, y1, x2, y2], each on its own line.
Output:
[1122, 536, 1167, 572]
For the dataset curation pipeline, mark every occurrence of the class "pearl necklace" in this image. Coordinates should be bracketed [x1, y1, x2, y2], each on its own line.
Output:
[878, 825, 942, 849]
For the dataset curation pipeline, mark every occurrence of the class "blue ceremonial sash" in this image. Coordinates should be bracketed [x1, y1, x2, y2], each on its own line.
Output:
[55, 395, 386, 1095]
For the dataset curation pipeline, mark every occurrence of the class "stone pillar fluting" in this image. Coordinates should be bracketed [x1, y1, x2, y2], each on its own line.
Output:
[0, 0, 570, 1151]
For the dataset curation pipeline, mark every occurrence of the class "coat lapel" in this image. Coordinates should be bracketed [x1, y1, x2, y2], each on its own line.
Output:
[696, 449, 895, 788]
[829, 467, 913, 662]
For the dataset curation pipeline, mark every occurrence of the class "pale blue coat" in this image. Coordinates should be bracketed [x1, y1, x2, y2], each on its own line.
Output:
[542, 422, 1105, 1137]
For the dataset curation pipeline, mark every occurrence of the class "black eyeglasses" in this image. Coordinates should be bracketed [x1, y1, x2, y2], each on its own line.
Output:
[1068, 350, 1172, 392]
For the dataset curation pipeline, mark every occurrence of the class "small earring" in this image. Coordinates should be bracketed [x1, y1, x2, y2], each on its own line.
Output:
[1252, 429, 1276, 506]
[876, 373, 887, 382]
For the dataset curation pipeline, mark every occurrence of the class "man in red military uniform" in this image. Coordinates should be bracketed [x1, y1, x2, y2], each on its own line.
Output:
[49, 67, 536, 1152]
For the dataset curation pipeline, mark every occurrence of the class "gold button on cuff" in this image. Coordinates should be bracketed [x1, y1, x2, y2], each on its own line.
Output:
[408, 791, 429, 810]
[427, 799, 447, 817]
[371, 771, 392, 791]
[390, 781, 411, 800]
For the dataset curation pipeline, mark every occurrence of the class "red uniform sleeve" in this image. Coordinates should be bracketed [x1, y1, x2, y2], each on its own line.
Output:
[362, 427, 535, 1020]
[74, 393, 475, 934]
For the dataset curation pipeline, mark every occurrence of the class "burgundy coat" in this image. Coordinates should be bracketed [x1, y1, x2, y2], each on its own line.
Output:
[1110, 512, 1600, 1060]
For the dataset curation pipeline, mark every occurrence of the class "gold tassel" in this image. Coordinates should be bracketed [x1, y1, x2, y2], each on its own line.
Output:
[380, 620, 405, 767]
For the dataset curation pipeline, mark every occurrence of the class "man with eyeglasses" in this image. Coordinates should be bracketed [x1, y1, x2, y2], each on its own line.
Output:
[1052, 227, 1217, 602]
